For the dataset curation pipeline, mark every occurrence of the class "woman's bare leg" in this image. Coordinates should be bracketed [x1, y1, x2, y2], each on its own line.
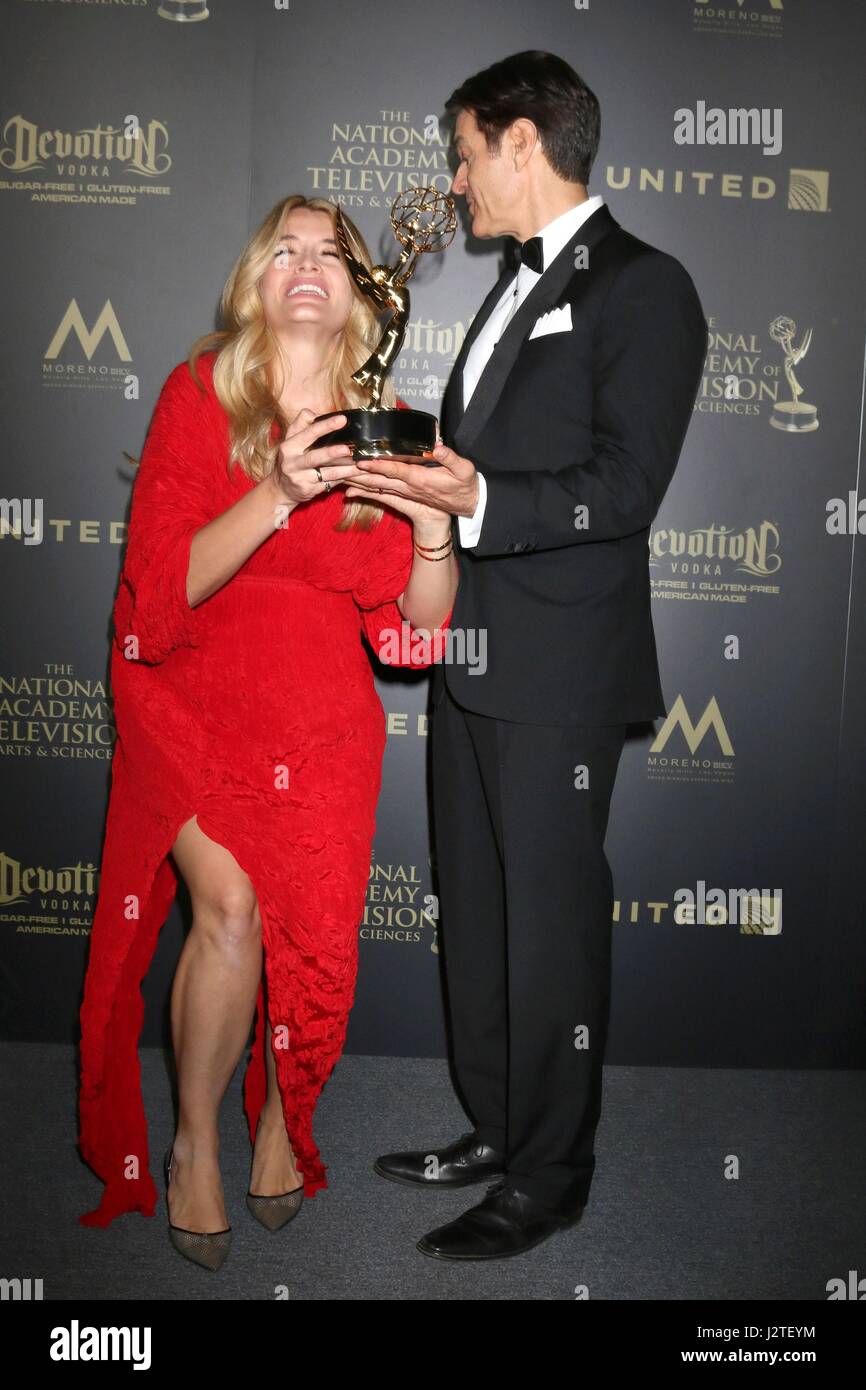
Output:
[249, 1016, 304, 1195]
[167, 814, 263, 1232]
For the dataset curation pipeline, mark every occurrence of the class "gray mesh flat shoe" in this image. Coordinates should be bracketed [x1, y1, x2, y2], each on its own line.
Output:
[245, 1183, 304, 1231]
[163, 1146, 232, 1271]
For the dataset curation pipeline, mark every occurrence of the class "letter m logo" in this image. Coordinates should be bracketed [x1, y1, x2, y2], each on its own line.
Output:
[650, 695, 734, 756]
[45, 299, 131, 361]
[696, 0, 782, 7]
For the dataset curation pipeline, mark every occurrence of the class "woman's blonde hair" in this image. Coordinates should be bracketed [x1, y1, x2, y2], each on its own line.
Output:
[188, 194, 394, 532]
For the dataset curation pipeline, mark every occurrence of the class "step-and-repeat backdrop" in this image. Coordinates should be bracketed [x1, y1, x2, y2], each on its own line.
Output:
[2, 0, 864, 1067]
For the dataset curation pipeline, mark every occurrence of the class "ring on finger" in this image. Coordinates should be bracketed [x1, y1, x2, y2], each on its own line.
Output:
[314, 466, 324, 483]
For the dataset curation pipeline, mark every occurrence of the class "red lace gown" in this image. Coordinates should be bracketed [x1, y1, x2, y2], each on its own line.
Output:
[78, 349, 451, 1227]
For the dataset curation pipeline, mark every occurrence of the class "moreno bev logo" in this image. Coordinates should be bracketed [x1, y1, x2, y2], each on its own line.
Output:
[45, 299, 131, 362]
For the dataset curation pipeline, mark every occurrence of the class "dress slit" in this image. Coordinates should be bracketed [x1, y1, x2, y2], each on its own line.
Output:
[78, 799, 325, 1230]
[191, 806, 327, 1202]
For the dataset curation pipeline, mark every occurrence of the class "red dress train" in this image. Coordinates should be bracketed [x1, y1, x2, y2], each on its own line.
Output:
[77, 350, 450, 1227]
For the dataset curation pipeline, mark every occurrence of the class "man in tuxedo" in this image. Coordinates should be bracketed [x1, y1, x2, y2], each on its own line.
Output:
[348, 50, 706, 1259]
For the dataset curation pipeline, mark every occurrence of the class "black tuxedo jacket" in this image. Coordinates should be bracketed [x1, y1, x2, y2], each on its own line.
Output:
[431, 202, 706, 725]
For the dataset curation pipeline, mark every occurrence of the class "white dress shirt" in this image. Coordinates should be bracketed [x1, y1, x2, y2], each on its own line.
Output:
[457, 194, 605, 547]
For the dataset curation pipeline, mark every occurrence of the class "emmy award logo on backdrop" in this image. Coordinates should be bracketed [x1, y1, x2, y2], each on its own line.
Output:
[769, 315, 819, 432]
[314, 187, 457, 463]
[158, 1, 210, 20]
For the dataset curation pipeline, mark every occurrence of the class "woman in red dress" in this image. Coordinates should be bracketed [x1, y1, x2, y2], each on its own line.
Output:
[77, 194, 456, 1268]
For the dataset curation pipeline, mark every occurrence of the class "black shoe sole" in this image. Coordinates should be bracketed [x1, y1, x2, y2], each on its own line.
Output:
[373, 1160, 507, 1189]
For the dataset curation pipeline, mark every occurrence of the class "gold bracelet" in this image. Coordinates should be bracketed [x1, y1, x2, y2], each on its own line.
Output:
[413, 537, 453, 553]
[414, 541, 453, 560]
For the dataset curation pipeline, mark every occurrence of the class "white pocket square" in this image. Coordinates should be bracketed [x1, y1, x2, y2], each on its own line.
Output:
[528, 303, 572, 339]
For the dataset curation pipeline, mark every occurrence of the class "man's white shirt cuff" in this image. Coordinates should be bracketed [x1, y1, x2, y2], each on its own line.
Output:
[457, 471, 487, 547]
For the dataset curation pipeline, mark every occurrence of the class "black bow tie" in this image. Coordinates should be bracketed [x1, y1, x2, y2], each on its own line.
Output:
[517, 235, 544, 274]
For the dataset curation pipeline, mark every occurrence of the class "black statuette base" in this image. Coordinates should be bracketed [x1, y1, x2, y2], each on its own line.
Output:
[313, 407, 440, 464]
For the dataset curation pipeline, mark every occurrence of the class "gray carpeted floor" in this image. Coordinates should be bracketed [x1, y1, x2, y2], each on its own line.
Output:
[2, 1042, 863, 1300]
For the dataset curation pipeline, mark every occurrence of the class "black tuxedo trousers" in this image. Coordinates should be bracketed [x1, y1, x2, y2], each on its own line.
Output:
[432, 683, 627, 1209]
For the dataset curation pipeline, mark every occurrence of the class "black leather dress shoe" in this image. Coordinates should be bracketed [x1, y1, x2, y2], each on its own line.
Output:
[416, 1179, 586, 1260]
[374, 1130, 507, 1188]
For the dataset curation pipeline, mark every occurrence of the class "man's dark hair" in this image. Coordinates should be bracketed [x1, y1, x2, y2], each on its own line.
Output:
[444, 50, 601, 186]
